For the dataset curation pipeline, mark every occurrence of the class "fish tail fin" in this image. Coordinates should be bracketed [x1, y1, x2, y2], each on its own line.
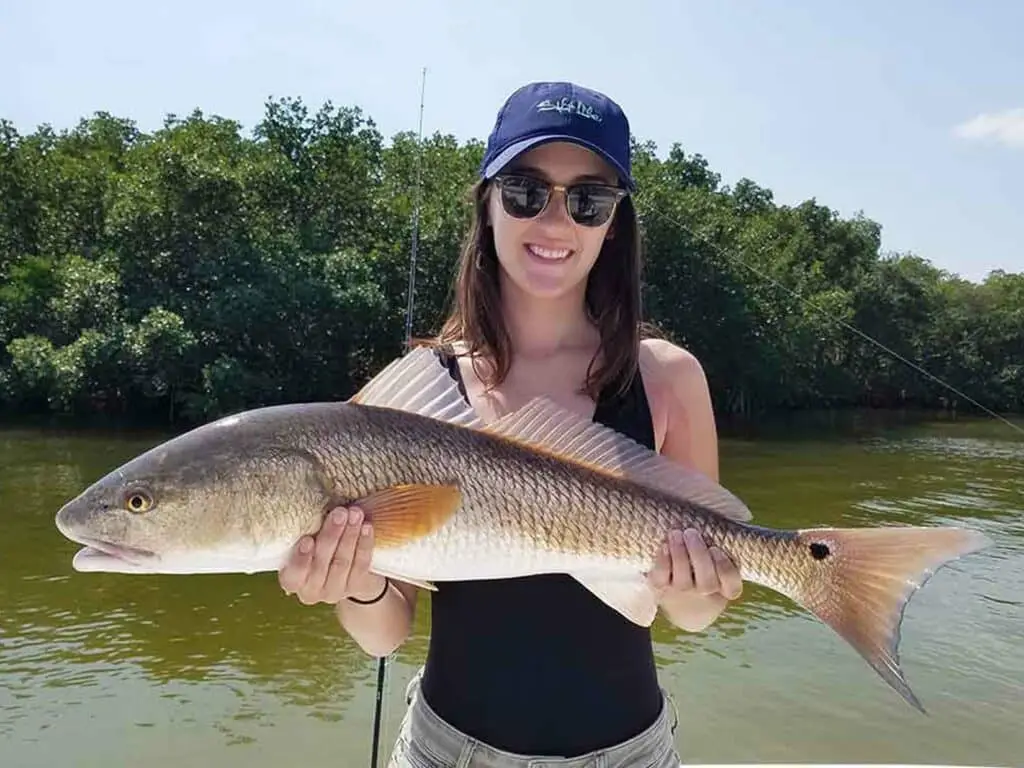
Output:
[788, 525, 991, 713]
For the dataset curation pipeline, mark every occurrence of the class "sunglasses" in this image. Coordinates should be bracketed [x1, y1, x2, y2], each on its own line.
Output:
[493, 173, 628, 227]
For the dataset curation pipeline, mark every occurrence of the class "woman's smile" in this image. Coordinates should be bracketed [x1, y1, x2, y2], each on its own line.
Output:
[525, 242, 573, 264]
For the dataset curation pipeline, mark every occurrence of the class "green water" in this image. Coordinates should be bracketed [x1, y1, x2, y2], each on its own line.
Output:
[1, 414, 1022, 767]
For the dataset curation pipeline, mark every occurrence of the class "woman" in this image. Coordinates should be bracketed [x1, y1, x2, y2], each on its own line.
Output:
[278, 81, 744, 767]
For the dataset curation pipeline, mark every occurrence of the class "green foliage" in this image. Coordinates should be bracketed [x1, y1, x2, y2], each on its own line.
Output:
[0, 98, 1019, 426]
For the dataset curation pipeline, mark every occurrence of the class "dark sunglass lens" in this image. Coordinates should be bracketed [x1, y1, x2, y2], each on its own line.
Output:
[500, 177, 549, 218]
[567, 186, 618, 226]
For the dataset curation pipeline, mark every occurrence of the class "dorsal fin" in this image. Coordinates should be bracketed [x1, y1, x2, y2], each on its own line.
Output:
[484, 397, 753, 522]
[349, 346, 483, 428]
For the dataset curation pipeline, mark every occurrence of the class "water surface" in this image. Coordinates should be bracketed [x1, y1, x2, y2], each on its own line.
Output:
[1, 413, 1021, 766]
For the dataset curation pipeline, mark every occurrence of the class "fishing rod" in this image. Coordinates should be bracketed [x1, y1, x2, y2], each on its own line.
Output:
[368, 64, 428, 768]
[631, 192, 1024, 438]
[403, 67, 428, 354]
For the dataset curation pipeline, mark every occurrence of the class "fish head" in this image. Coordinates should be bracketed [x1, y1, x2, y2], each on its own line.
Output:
[55, 408, 335, 574]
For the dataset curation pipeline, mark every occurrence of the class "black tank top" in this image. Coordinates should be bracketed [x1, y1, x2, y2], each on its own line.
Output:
[418, 349, 663, 757]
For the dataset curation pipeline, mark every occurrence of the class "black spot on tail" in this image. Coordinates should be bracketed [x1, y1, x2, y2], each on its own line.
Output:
[810, 542, 831, 560]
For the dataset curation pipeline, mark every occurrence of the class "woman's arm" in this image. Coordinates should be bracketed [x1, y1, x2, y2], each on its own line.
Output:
[641, 339, 744, 632]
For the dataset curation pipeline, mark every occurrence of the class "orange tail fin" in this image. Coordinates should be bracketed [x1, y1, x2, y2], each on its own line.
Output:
[789, 525, 991, 713]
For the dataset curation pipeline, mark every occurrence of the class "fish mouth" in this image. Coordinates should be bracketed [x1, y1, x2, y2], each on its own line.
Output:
[56, 516, 156, 565]
[55, 502, 156, 565]
[66, 536, 159, 574]
[55, 501, 167, 574]
[72, 536, 156, 564]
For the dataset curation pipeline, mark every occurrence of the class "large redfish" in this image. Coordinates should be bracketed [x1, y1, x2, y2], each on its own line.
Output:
[54, 346, 990, 712]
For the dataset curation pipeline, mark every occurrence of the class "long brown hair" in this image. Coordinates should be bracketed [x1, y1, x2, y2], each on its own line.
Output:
[430, 177, 649, 400]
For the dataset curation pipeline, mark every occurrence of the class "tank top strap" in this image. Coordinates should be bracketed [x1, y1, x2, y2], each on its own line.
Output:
[593, 364, 656, 450]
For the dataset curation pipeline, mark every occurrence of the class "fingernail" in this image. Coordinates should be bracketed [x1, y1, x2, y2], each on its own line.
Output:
[361, 523, 371, 537]
[299, 538, 313, 554]
[349, 508, 362, 524]
[331, 509, 347, 525]
[684, 528, 700, 543]
[670, 529, 684, 544]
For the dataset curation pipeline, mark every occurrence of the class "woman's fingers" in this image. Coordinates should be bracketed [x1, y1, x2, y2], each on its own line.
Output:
[667, 529, 694, 591]
[684, 528, 719, 595]
[278, 536, 314, 595]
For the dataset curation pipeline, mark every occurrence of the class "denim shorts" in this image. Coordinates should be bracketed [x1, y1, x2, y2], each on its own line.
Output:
[386, 668, 682, 768]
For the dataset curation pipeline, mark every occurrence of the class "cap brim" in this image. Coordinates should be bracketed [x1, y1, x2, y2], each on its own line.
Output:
[482, 134, 635, 191]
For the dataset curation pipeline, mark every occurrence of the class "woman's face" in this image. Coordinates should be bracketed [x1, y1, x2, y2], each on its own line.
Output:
[486, 141, 620, 302]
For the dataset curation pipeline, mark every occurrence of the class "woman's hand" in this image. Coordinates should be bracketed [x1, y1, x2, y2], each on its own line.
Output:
[278, 505, 386, 605]
[646, 528, 743, 631]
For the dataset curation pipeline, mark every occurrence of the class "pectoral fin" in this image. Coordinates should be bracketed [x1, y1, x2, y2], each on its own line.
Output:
[570, 572, 660, 627]
[355, 483, 462, 549]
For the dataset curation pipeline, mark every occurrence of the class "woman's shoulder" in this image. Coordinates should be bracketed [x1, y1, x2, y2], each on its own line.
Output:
[638, 337, 710, 392]
[637, 337, 718, 479]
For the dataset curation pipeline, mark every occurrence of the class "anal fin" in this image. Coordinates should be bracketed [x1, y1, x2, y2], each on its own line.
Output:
[570, 572, 660, 627]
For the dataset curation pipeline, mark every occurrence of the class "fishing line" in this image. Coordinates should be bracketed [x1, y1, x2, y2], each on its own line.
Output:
[632, 192, 1024, 438]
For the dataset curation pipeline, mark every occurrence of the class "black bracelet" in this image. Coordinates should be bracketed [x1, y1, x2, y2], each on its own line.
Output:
[346, 578, 390, 605]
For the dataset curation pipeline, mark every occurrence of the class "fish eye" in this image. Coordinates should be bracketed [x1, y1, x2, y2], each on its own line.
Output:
[124, 490, 153, 514]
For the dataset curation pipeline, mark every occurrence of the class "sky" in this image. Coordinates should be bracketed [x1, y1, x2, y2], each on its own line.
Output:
[2, 0, 1021, 283]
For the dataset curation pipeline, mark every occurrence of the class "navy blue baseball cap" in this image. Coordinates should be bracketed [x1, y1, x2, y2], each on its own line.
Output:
[479, 81, 635, 191]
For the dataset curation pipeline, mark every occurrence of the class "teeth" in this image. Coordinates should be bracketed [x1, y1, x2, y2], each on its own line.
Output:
[528, 244, 571, 261]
